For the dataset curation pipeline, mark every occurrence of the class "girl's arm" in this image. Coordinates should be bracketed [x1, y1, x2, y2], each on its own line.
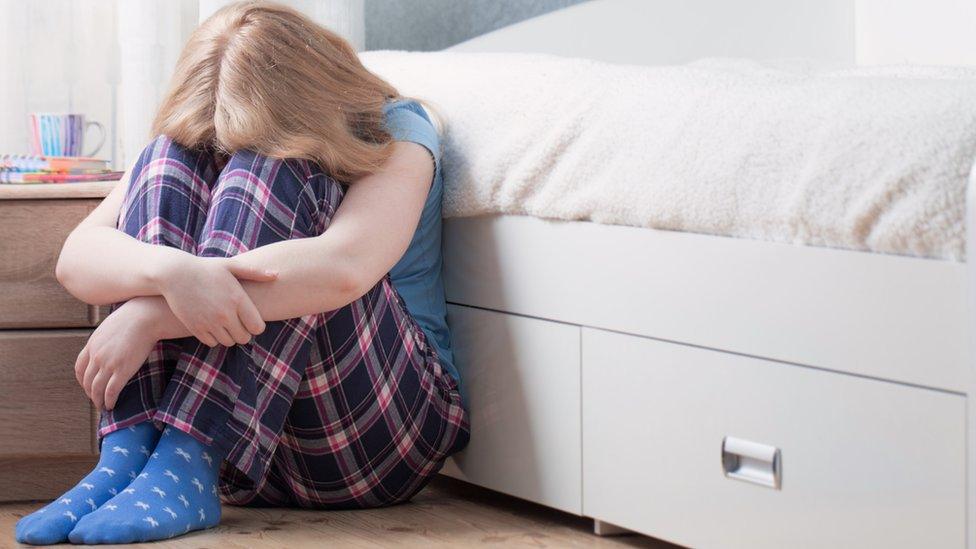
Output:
[79, 141, 434, 410]
[57, 165, 279, 306]
[55, 166, 171, 304]
[228, 140, 434, 320]
[56, 164, 279, 347]
[150, 140, 432, 327]
[60, 141, 431, 323]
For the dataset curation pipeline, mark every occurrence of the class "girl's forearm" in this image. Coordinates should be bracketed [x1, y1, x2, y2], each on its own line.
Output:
[128, 237, 365, 341]
[124, 296, 192, 340]
[231, 235, 365, 321]
[56, 226, 184, 305]
[63, 225, 367, 324]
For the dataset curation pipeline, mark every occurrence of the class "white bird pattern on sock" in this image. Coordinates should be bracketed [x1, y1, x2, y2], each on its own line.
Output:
[108, 488, 118, 496]
[63, 511, 77, 522]
[59, 498, 71, 505]
[36, 427, 225, 543]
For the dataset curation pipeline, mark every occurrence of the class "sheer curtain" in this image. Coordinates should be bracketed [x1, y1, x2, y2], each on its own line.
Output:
[115, 0, 199, 170]
[0, 0, 365, 168]
[0, 0, 118, 161]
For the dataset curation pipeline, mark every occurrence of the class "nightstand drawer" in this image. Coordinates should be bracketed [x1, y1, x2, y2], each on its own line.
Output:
[0, 330, 95, 456]
[0, 199, 106, 328]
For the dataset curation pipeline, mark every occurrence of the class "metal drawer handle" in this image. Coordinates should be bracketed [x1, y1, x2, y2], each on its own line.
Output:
[721, 436, 781, 490]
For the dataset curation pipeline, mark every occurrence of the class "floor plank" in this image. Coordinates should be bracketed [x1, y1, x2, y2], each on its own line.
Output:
[1, 476, 679, 548]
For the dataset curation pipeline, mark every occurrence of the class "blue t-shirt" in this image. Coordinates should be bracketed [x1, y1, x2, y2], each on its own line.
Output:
[383, 99, 460, 391]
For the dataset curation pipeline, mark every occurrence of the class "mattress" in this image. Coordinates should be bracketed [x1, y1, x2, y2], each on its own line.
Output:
[361, 51, 976, 261]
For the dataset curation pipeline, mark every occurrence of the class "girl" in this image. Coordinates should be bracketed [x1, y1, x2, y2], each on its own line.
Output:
[15, 1, 467, 544]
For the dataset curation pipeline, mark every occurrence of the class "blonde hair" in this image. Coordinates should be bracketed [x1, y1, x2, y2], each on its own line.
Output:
[151, 0, 399, 182]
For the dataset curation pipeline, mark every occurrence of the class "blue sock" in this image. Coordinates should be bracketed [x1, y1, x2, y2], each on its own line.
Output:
[67, 425, 223, 544]
[14, 422, 161, 545]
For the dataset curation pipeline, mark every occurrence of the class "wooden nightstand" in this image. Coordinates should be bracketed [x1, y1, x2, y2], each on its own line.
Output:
[0, 181, 118, 502]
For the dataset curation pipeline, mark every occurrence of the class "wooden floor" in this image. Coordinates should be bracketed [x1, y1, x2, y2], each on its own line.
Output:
[1, 476, 678, 548]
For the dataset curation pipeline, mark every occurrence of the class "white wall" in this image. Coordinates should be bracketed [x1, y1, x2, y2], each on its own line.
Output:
[450, 0, 856, 67]
[856, 0, 976, 65]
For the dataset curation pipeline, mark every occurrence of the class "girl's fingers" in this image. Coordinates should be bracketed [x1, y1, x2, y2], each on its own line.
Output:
[227, 263, 278, 282]
[75, 345, 90, 386]
[213, 327, 236, 347]
[227, 316, 252, 345]
[104, 374, 127, 411]
[195, 329, 218, 347]
[238, 298, 266, 336]
[90, 369, 110, 410]
[82, 355, 99, 399]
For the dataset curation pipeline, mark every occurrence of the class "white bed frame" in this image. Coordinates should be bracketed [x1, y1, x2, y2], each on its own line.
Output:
[437, 1, 976, 548]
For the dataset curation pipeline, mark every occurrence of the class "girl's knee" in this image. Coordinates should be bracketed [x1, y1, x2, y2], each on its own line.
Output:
[118, 135, 219, 246]
[218, 150, 321, 186]
[211, 152, 344, 236]
[136, 135, 213, 171]
[126, 135, 218, 197]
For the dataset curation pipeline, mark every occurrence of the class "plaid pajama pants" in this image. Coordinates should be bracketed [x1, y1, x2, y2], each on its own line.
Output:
[98, 135, 469, 509]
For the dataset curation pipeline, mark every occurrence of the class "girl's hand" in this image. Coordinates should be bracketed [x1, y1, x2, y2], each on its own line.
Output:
[76, 297, 163, 411]
[153, 253, 277, 347]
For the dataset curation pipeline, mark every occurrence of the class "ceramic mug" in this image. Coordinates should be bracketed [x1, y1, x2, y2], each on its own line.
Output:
[28, 112, 105, 157]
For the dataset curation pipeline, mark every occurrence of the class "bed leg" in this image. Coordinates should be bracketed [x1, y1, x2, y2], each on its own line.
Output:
[593, 519, 632, 536]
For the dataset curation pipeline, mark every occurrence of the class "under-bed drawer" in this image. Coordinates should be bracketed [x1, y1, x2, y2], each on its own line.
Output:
[581, 328, 966, 549]
[442, 304, 582, 514]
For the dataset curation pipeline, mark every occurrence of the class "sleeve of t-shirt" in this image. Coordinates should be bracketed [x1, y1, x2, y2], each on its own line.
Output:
[383, 102, 441, 169]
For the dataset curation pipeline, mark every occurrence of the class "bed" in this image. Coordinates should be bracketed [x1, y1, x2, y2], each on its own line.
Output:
[368, 1, 976, 547]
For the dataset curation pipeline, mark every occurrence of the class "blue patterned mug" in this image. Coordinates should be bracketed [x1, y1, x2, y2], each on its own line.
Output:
[28, 112, 105, 157]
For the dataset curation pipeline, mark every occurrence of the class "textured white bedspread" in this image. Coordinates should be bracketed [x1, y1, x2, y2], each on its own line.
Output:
[361, 51, 976, 260]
